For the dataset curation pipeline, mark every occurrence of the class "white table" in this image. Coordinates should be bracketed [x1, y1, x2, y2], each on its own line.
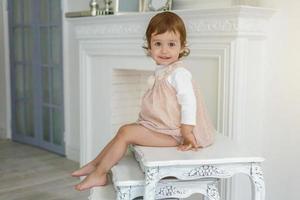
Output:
[133, 134, 265, 200]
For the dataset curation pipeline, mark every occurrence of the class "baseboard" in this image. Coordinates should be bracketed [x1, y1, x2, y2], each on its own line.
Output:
[0, 127, 7, 139]
[66, 145, 80, 162]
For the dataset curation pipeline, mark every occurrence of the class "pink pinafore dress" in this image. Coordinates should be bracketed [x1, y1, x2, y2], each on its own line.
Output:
[137, 61, 215, 147]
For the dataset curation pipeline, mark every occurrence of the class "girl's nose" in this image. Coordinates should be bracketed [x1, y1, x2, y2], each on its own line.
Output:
[161, 45, 168, 53]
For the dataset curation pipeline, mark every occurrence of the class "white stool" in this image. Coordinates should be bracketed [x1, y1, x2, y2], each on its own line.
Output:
[111, 155, 220, 200]
[133, 135, 265, 200]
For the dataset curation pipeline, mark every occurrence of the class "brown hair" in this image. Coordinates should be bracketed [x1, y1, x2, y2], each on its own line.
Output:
[145, 11, 190, 58]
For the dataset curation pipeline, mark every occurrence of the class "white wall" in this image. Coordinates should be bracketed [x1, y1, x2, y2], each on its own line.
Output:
[258, 0, 300, 200]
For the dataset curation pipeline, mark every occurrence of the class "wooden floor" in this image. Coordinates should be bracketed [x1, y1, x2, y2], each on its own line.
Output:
[0, 139, 89, 200]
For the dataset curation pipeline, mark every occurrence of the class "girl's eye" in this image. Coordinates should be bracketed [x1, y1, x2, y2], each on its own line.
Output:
[169, 42, 176, 47]
[154, 42, 161, 47]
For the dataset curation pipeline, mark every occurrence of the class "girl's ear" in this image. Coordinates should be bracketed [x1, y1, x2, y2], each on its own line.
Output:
[180, 46, 185, 54]
[181, 41, 187, 52]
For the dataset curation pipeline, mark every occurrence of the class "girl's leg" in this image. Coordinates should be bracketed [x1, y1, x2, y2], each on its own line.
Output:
[72, 123, 140, 177]
[71, 138, 115, 177]
[74, 123, 178, 191]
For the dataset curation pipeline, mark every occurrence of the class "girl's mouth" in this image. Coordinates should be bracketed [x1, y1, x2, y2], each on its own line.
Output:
[159, 56, 171, 60]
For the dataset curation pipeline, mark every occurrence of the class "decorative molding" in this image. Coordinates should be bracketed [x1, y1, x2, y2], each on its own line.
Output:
[186, 165, 227, 177]
[74, 17, 270, 38]
[186, 18, 269, 37]
[250, 164, 265, 191]
[207, 183, 221, 200]
[68, 6, 275, 39]
[75, 23, 144, 39]
[145, 167, 159, 185]
[116, 186, 131, 200]
[156, 185, 187, 197]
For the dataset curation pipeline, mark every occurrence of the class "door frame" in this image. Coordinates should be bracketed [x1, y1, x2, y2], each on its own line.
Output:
[7, 0, 65, 155]
[2, 0, 78, 161]
[1, 0, 12, 139]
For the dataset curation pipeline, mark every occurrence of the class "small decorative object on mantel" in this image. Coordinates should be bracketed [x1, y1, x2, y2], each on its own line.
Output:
[65, 0, 173, 18]
[140, 0, 172, 12]
[65, 0, 113, 18]
[103, 0, 114, 14]
[90, 0, 99, 16]
[112, 0, 140, 13]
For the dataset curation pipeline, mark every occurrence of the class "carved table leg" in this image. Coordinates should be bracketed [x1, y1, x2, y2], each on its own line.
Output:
[204, 182, 220, 200]
[116, 186, 131, 200]
[250, 163, 265, 200]
[144, 167, 160, 200]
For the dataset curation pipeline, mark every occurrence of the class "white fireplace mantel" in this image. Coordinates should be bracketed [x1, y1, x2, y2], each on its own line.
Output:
[65, 6, 274, 199]
[71, 6, 274, 39]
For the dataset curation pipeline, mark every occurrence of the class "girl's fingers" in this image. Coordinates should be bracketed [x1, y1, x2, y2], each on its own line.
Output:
[182, 143, 193, 151]
[177, 144, 185, 151]
[177, 144, 187, 151]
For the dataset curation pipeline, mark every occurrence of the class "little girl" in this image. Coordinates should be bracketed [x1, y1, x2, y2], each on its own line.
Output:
[72, 11, 215, 191]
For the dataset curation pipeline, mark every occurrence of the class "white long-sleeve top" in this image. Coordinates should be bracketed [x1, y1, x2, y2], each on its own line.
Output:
[155, 65, 197, 125]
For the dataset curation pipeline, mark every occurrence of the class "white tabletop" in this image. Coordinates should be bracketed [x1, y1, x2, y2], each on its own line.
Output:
[133, 134, 264, 167]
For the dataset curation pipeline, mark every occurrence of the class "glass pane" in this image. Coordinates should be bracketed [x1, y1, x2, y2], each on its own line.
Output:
[40, 0, 49, 24]
[23, 0, 32, 25]
[24, 28, 33, 63]
[52, 68, 62, 105]
[42, 67, 50, 103]
[40, 27, 49, 65]
[50, 0, 61, 24]
[16, 102, 25, 135]
[14, 28, 23, 62]
[15, 65, 24, 99]
[53, 109, 63, 145]
[50, 27, 61, 65]
[13, 0, 22, 25]
[43, 106, 51, 142]
[25, 101, 34, 137]
[24, 65, 33, 100]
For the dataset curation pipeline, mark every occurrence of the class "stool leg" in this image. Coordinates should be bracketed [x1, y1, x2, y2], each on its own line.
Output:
[144, 167, 160, 200]
[206, 183, 220, 200]
[250, 164, 265, 200]
[116, 186, 131, 200]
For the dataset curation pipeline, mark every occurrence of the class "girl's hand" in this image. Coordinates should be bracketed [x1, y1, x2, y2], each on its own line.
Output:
[177, 124, 199, 151]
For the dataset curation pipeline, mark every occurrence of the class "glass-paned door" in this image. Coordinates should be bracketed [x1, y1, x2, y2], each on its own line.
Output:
[8, 0, 64, 155]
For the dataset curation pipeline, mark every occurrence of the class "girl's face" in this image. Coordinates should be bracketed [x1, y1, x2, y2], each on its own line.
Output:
[149, 31, 184, 66]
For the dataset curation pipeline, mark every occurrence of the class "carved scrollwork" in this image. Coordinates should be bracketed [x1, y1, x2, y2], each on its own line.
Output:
[187, 18, 267, 34]
[187, 19, 238, 33]
[207, 184, 220, 200]
[156, 185, 186, 198]
[116, 186, 131, 200]
[76, 24, 143, 38]
[185, 165, 226, 178]
[145, 167, 159, 185]
[251, 164, 265, 191]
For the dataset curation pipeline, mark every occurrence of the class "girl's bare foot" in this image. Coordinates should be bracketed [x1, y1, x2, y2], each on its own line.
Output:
[71, 163, 97, 177]
[74, 171, 108, 191]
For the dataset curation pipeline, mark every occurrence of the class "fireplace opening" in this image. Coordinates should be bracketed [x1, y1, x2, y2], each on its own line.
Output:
[111, 69, 152, 133]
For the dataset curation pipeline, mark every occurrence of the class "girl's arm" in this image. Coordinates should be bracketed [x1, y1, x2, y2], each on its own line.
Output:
[169, 68, 196, 126]
[168, 67, 198, 151]
[177, 124, 199, 151]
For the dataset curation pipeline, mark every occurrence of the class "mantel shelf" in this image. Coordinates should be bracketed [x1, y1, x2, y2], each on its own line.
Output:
[67, 6, 275, 39]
